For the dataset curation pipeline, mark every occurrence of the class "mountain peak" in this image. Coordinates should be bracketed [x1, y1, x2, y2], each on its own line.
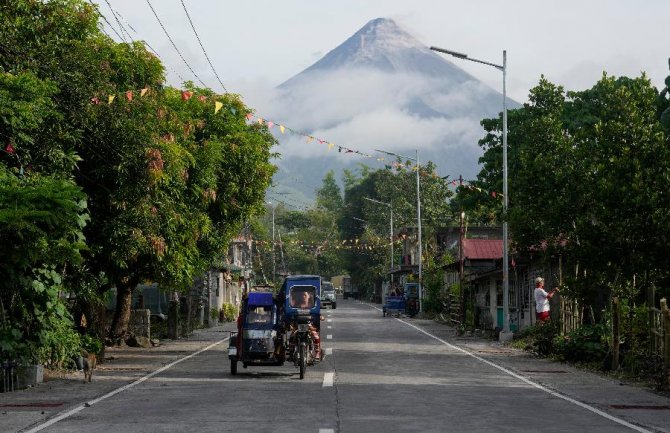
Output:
[354, 18, 420, 51]
[280, 17, 474, 85]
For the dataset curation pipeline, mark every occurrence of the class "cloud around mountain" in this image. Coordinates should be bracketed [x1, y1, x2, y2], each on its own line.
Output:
[250, 18, 519, 201]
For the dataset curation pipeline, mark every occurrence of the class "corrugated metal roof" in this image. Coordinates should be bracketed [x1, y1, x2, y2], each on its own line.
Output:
[463, 239, 502, 260]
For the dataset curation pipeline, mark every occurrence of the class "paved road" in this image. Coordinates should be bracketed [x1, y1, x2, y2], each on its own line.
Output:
[3, 299, 670, 432]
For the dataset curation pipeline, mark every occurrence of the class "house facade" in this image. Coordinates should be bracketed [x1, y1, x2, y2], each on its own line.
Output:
[442, 228, 564, 332]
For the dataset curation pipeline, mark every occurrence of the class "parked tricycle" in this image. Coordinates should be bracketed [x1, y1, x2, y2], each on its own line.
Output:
[228, 291, 284, 375]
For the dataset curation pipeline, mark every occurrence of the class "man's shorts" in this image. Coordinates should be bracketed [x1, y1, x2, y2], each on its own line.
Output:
[536, 311, 550, 321]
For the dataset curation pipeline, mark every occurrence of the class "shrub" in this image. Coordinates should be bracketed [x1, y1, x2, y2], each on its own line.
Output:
[222, 303, 238, 322]
[81, 334, 103, 355]
[514, 321, 560, 356]
[554, 323, 609, 363]
[36, 315, 81, 368]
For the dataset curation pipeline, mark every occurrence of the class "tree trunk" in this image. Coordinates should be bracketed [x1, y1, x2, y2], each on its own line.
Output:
[110, 280, 134, 339]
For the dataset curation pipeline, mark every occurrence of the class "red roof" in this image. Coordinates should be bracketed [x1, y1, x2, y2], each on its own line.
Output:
[463, 239, 502, 260]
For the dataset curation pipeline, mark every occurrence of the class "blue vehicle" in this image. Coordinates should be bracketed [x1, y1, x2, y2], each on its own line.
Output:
[383, 282, 420, 318]
[277, 275, 323, 379]
[228, 291, 283, 375]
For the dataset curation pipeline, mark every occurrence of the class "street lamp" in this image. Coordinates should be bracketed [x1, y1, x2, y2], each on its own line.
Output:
[363, 197, 394, 286]
[430, 45, 510, 334]
[374, 148, 423, 312]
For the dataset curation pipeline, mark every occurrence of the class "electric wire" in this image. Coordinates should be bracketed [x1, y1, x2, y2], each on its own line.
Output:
[179, 0, 228, 93]
[145, 0, 209, 88]
[102, 0, 127, 42]
[100, 1, 186, 84]
[89, 0, 125, 42]
[104, 0, 134, 43]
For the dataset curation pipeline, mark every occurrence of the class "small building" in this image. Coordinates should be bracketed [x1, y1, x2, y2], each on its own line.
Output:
[444, 236, 564, 332]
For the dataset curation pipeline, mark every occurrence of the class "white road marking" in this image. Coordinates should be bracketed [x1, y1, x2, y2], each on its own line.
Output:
[327, 318, 332, 323]
[322, 372, 334, 387]
[319, 429, 335, 433]
[376, 306, 652, 433]
[325, 347, 333, 355]
[326, 334, 332, 340]
[327, 325, 332, 329]
[24, 337, 229, 433]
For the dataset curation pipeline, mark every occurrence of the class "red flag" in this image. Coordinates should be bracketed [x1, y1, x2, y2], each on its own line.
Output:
[198, 95, 207, 102]
[491, 191, 497, 198]
[125, 90, 133, 101]
[181, 90, 193, 101]
[245, 113, 253, 121]
[90, 97, 100, 105]
[5, 143, 15, 154]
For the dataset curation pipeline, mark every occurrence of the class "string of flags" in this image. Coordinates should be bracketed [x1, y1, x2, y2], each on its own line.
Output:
[386, 160, 503, 199]
[6, 84, 505, 202]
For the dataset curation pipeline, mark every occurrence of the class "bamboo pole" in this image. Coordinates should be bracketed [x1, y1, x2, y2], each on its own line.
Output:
[661, 298, 669, 389]
[611, 296, 620, 371]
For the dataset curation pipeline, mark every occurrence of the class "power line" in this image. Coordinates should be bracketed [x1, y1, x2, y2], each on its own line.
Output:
[179, 0, 228, 93]
[100, 1, 186, 84]
[102, 0, 128, 43]
[145, 0, 209, 88]
[89, 0, 125, 42]
[104, 0, 134, 43]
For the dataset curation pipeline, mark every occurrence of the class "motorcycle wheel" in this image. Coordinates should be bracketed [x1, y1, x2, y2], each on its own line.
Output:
[299, 342, 307, 379]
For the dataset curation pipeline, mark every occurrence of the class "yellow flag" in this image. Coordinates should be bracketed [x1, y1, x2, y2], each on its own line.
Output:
[328, 143, 334, 150]
[279, 125, 285, 134]
[140, 87, 149, 97]
[108, 95, 115, 104]
[214, 101, 223, 114]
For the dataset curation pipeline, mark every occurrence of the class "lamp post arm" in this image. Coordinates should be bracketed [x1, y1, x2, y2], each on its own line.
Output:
[429, 46, 503, 70]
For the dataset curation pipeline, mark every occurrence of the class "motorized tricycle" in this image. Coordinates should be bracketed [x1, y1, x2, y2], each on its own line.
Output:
[278, 275, 323, 379]
[228, 291, 283, 375]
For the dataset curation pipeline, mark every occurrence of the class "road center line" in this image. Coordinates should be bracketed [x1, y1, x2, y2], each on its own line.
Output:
[322, 372, 334, 387]
[24, 337, 229, 433]
[381, 308, 651, 433]
[326, 334, 332, 340]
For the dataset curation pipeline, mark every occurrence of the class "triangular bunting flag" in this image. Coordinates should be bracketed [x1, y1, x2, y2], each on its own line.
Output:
[90, 97, 100, 105]
[246, 113, 253, 121]
[108, 95, 115, 104]
[214, 101, 223, 114]
[198, 95, 207, 102]
[181, 90, 193, 101]
[140, 87, 149, 97]
[5, 143, 15, 154]
[279, 125, 285, 134]
[125, 91, 133, 101]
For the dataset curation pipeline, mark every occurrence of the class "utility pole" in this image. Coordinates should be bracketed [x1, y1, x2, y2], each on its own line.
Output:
[416, 150, 423, 312]
[269, 202, 276, 284]
[458, 174, 465, 326]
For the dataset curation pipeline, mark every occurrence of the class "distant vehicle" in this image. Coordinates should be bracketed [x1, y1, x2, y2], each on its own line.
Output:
[332, 275, 354, 299]
[321, 281, 337, 309]
[341, 276, 357, 300]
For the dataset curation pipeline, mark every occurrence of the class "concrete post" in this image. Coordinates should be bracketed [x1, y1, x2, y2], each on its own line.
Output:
[167, 300, 179, 340]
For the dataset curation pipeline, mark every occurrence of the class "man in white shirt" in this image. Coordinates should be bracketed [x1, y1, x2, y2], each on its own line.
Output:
[534, 277, 559, 322]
